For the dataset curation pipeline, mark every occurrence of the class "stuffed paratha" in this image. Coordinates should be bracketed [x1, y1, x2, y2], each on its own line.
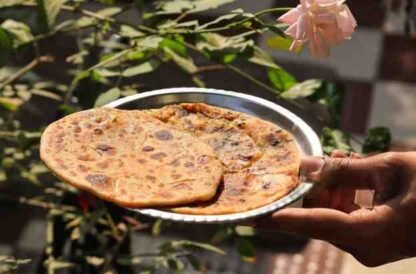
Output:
[147, 103, 301, 214]
[40, 107, 223, 207]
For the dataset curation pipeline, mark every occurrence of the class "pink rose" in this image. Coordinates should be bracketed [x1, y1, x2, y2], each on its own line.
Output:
[278, 0, 357, 58]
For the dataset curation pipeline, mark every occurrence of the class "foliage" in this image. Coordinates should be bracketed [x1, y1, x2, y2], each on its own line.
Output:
[0, 256, 31, 274]
[0, 0, 392, 273]
[362, 127, 392, 154]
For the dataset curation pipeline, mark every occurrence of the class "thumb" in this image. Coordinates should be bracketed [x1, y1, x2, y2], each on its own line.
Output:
[301, 154, 388, 189]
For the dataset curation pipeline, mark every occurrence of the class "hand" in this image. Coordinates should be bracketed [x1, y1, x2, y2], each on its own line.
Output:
[257, 151, 416, 267]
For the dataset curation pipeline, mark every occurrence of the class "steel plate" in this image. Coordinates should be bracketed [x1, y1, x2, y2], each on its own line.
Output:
[105, 87, 323, 223]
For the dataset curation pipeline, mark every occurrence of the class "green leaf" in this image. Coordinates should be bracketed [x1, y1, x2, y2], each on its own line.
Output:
[235, 226, 256, 237]
[159, 37, 187, 56]
[267, 68, 297, 92]
[197, 13, 239, 30]
[136, 36, 163, 49]
[321, 127, 353, 155]
[248, 47, 279, 69]
[126, 51, 146, 61]
[0, 28, 13, 65]
[37, 0, 65, 31]
[164, 47, 197, 74]
[0, 97, 24, 111]
[153, 0, 235, 15]
[120, 25, 144, 38]
[197, 33, 254, 64]
[186, 255, 206, 272]
[151, 219, 163, 236]
[94, 68, 120, 77]
[1, 20, 33, 47]
[94, 87, 120, 107]
[96, 7, 122, 17]
[167, 258, 185, 271]
[0, 170, 7, 181]
[59, 104, 79, 115]
[0, 0, 25, 8]
[308, 81, 343, 127]
[236, 238, 255, 262]
[265, 24, 288, 38]
[362, 127, 391, 154]
[31, 89, 63, 101]
[281, 79, 322, 99]
[122, 60, 160, 77]
[267, 35, 303, 52]
[171, 240, 225, 255]
[211, 226, 233, 243]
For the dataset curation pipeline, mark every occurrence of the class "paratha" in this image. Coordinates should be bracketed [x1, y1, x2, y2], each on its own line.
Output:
[147, 103, 301, 215]
[40, 107, 223, 207]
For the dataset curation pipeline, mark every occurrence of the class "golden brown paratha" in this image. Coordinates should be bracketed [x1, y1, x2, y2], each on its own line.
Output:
[146, 103, 301, 215]
[40, 107, 223, 207]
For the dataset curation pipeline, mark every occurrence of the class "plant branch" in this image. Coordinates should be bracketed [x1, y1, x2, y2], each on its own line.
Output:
[226, 64, 281, 94]
[196, 64, 225, 73]
[0, 56, 53, 90]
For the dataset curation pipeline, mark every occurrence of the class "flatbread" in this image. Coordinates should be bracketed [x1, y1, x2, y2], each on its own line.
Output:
[40, 108, 223, 207]
[146, 103, 301, 214]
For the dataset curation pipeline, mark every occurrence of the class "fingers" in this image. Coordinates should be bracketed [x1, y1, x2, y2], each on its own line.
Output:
[257, 208, 357, 244]
[301, 154, 388, 188]
[331, 150, 347, 158]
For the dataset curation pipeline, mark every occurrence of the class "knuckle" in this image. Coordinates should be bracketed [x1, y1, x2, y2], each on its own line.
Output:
[382, 152, 402, 166]
[330, 157, 351, 172]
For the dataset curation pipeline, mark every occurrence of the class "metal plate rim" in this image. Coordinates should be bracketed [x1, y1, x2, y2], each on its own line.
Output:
[105, 87, 323, 223]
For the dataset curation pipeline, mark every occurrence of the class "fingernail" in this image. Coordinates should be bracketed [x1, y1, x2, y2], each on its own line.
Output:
[300, 156, 325, 179]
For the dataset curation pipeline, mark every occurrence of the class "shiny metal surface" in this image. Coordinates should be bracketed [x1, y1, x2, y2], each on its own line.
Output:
[106, 87, 323, 223]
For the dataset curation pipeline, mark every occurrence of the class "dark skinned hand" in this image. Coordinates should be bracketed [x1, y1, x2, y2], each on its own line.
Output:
[257, 151, 416, 267]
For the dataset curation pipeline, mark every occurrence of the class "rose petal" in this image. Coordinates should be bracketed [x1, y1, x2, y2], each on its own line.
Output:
[310, 30, 329, 58]
[278, 6, 302, 25]
[336, 5, 357, 38]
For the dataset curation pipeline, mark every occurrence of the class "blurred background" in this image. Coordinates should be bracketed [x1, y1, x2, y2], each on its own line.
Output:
[1, 0, 416, 273]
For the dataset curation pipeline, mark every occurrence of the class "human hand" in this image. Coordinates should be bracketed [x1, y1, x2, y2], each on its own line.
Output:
[258, 151, 416, 266]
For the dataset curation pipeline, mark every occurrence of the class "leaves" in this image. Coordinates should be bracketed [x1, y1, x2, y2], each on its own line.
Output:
[196, 13, 240, 30]
[0, 97, 24, 111]
[267, 68, 297, 92]
[0, 0, 25, 8]
[152, 0, 235, 15]
[164, 47, 197, 74]
[0, 256, 31, 273]
[151, 219, 163, 236]
[267, 35, 303, 53]
[166, 240, 225, 255]
[37, 0, 65, 31]
[1, 20, 33, 47]
[120, 25, 145, 38]
[197, 33, 254, 64]
[159, 36, 187, 56]
[136, 36, 164, 49]
[236, 238, 255, 262]
[234, 226, 256, 237]
[321, 127, 353, 155]
[248, 47, 279, 69]
[211, 226, 233, 243]
[93, 87, 120, 107]
[280, 79, 322, 99]
[96, 7, 122, 17]
[122, 60, 160, 77]
[362, 127, 391, 154]
[0, 28, 13, 64]
[186, 255, 206, 272]
[308, 81, 343, 127]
